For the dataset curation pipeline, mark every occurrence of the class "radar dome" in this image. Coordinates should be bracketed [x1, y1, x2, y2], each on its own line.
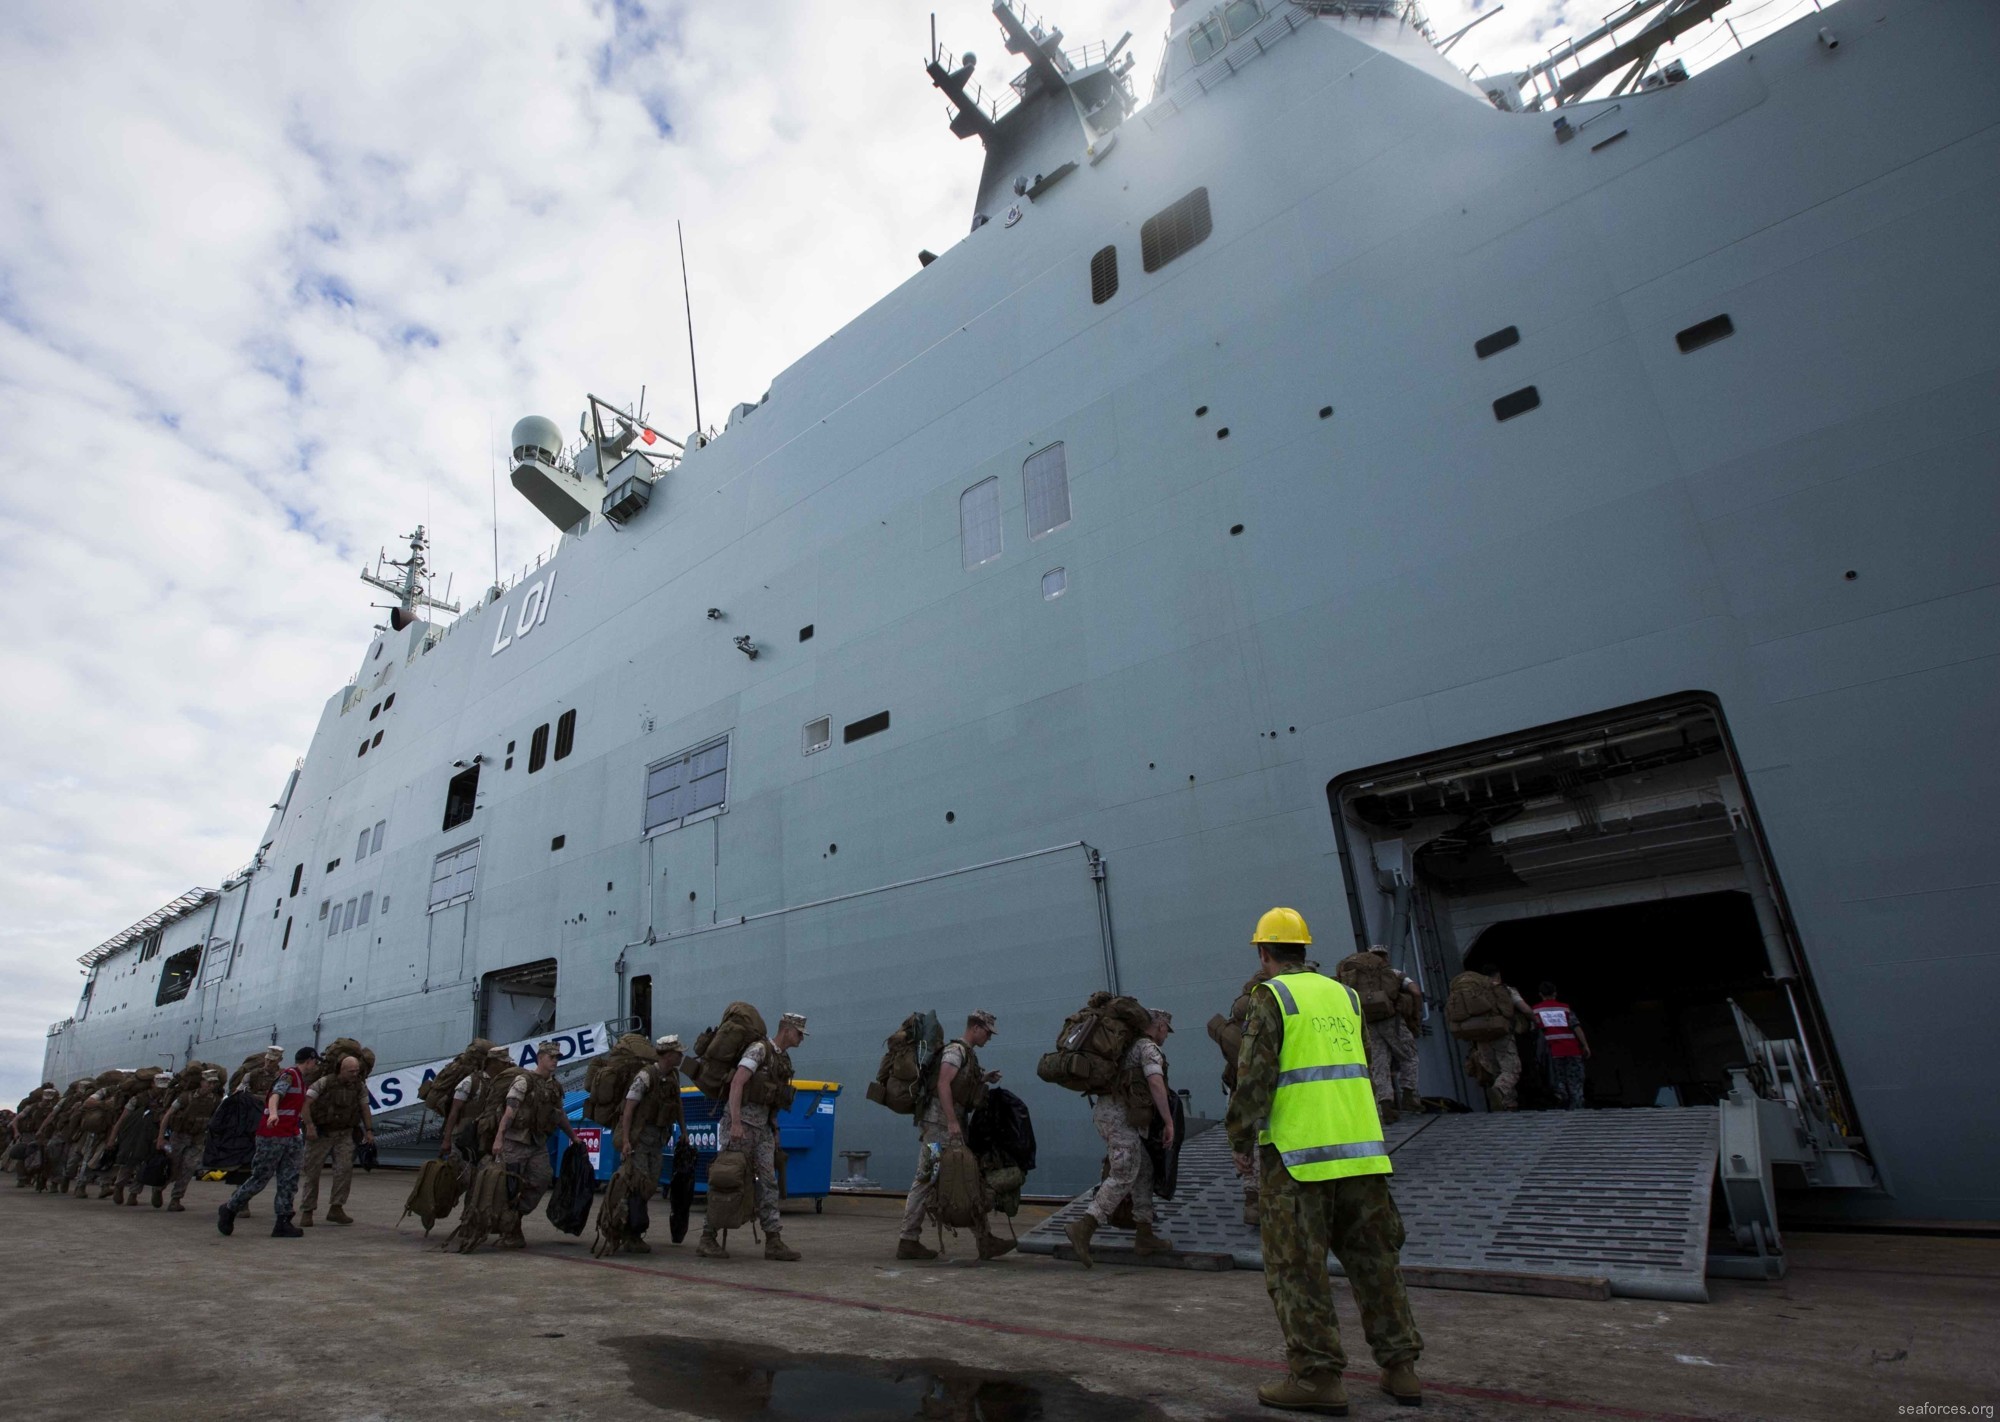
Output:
[511, 415, 564, 466]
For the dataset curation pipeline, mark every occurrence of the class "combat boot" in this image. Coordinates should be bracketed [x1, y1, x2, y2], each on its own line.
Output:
[624, 1236, 652, 1254]
[150, 1188, 164, 1208]
[166, 1201, 185, 1213]
[496, 1222, 527, 1250]
[895, 1237, 937, 1260]
[696, 1231, 729, 1259]
[1397, 1088, 1422, 1115]
[1377, 1099, 1401, 1126]
[327, 1205, 353, 1225]
[216, 1202, 237, 1236]
[977, 1233, 1018, 1260]
[1133, 1220, 1176, 1257]
[110, 1184, 125, 1206]
[763, 1232, 801, 1262]
[1257, 1371, 1349, 1414]
[1378, 1361, 1422, 1407]
[125, 1188, 141, 1207]
[272, 1213, 304, 1238]
[300, 1209, 314, 1227]
[1065, 1213, 1098, 1268]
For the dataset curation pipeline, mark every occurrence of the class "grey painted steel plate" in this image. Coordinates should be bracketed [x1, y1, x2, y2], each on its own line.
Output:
[1019, 1108, 1720, 1302]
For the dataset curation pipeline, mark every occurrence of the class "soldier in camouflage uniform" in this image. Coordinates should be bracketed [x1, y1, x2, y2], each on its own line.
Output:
[614, 1034, 687, 1253]
[159, 1069, 224, 1210]
[699, 1012, 808, 1262]
[1227, 910, 1423, 1412]
[1066, 1009, 1178, 1264]
[490, 1039, 589, 1249]
[67, 1074, 125, 1199]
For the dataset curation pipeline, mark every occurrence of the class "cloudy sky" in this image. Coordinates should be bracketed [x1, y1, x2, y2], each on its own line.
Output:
[0, 0, 1807, 1103]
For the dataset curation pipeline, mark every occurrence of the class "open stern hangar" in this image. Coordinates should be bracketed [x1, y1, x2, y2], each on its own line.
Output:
[1328, 697, 1890, 1216]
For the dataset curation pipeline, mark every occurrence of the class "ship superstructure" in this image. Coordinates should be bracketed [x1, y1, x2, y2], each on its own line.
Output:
[47, 0, 2000, 1231]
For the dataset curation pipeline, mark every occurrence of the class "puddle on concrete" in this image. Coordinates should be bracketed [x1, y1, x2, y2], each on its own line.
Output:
[601, 1335, 1169, 1421]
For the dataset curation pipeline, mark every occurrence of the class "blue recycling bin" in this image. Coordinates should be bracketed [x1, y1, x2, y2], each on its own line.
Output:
[559, 1081, 841, 1203]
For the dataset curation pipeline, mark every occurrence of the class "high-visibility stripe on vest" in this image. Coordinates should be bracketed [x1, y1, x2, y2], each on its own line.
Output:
[1257, 971, 1392, 1181]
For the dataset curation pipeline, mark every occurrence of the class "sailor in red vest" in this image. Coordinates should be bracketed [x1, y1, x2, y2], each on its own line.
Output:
[217, 1046, 315, 1237]
[1531, 983, 1592, 1110]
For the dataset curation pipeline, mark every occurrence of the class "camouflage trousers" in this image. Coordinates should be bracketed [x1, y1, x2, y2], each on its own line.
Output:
[625, 1125, 668, 1204]
[168, 1137, 206, 1203]
[1086, 1098, 1154, 1225]
[227, 1136, 303, 1217]
[899, 1112, 993, 1242]
[707, 1122, 782, 1236]
[301, 1131, 356, 1215]
[32, 1139, 66, 1190]
[1469, 1035, 1522, 1111]
[1549, 1055, 1587, 1110]
[1364, 1019, 1421, 1104]
[1258, 1148, 1423, 1376]
[500, 1136, 555, 1217]
[67, 1132, 104, 1195]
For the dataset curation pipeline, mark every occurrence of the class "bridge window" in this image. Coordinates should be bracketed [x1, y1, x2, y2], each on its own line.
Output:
[1223, 0, 1263, 39]
[554, 708, 577, 761]
[1189, 15, 1226, 62]
[528, 722, 550, 773]
[1141, 187, 1213, 273]
[1023, 443, 1071, 540]
[371, 820, 386, 854]
[961, 477, 1002, 570]
[646, 736, 730, 835]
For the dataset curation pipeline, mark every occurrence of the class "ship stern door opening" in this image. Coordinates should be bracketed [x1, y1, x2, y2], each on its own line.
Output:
[480, 959, 559, 1044]
[1329, 697, 1860, 1127]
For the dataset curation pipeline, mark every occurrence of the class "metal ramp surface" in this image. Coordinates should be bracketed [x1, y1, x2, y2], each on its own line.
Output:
[1019, 1108, 1720, 1302]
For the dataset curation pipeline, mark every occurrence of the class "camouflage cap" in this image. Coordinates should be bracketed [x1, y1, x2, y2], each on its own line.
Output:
[263, 1044, 284, 1057]
[1367, 943, 1390, 955]
[654, 1034, 684, 1053]
[535, 1038, 563, 1057]
[967, 1010, 998, 1033]
[488, 1044, 514, 1060]
[1149, 1009, 1175, 1031]
[779, 1012, 809, 1037]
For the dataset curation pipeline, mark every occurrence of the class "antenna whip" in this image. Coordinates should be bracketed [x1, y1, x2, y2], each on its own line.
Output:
[678, 220, 703, 441]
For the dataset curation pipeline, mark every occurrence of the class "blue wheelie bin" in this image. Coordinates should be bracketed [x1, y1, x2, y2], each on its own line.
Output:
[558, 1082, 841, 1206]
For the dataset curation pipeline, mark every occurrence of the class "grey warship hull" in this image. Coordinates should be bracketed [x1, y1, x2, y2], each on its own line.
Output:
[47, 0, 2000, 1220]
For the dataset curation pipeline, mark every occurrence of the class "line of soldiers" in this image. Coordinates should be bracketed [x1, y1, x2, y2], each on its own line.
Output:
[6, 1063, 226, 1208]
[3, 1042, 377, 1236]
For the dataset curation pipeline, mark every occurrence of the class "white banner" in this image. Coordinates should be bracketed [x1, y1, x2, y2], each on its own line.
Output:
[365, 1021, 613, 1115]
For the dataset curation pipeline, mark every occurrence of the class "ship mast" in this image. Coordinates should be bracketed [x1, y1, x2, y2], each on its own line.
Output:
[362, 525, 462, 631]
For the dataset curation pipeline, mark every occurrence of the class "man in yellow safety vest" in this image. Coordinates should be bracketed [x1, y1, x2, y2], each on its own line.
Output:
[1225, 907, 1424, 1412]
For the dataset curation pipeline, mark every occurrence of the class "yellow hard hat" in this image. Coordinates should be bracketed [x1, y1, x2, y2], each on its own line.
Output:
[1253, 907, 1312, 945]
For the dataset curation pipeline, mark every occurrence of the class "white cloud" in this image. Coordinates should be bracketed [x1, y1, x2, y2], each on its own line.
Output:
[0, 0, 1812, 1101]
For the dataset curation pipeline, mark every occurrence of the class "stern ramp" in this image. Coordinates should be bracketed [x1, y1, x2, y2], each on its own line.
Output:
[1020, 1109, 1719, 1303]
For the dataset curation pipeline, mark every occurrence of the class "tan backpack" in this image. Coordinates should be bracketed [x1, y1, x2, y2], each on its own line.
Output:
[1447, 971, 1515, 1042]
[1336, 952, 1406, 1023]
[444, 1158, 512, 1253]
[315, 1038, 376, 1083]
[401, 1157, 462, 1234]
[688, 1003, 768, 1099]
[933, 1141, 989, 1230]
[1036, 992, 1152, 1095]
[582, 1033, 657, 1126]
[417, 1039, 496, 1117]
[704, 1147, 756, 1231]
[867, 1011, 942, 1116]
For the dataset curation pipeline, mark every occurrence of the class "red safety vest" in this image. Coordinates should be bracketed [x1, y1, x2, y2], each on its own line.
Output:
[255, 1066, 307, 1139]
[1532, 1000, 1583, 1058]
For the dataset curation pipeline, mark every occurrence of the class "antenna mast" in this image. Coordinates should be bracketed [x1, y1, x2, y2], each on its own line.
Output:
[678, 220, 704, 443]
[362, 525, 462, 631]
[489, 427, 502, 598]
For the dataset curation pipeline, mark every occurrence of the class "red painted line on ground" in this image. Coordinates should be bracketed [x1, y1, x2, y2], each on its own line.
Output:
[379, 1226, 1720, 1422]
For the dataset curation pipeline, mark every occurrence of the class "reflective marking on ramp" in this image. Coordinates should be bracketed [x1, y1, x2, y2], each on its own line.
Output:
[1020, 1109, 1720, 1303]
